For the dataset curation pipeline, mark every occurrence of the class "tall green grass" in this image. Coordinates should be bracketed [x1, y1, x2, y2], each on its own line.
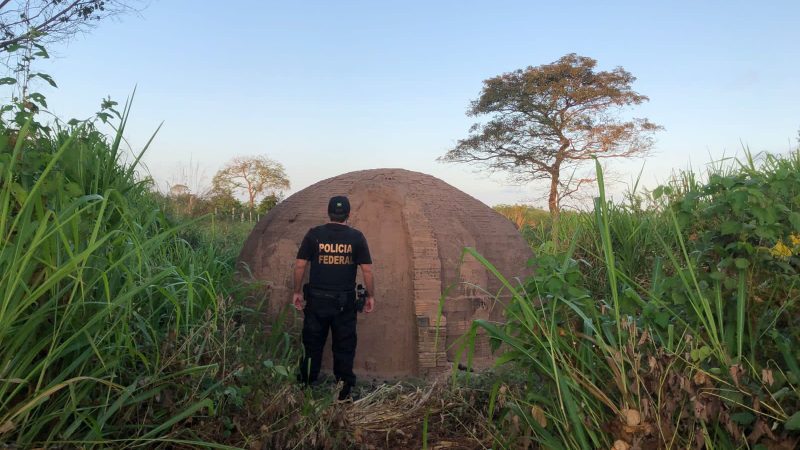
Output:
[0, 107, 248, 446]
[461, 151, 800, 448]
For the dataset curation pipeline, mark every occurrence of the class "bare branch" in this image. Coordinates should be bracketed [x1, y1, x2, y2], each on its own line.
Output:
[0, 0, 138, 51]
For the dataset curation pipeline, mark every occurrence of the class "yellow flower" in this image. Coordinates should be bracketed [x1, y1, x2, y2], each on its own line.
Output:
[790, 234, 800, 246]
[771, 240, 792, 259]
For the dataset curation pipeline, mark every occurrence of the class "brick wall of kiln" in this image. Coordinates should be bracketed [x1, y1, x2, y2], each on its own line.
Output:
[238, 168, 532, 379]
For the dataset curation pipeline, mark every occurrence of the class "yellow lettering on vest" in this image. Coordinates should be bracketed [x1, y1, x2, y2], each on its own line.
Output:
[317, 240, 356, 264]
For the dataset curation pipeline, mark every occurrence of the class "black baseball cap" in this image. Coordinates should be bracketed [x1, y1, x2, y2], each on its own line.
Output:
[328, 196, 350, 216]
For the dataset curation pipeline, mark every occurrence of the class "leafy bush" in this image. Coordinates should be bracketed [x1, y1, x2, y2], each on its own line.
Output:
[655, 151, 800, 365]
[468, 154, 800, 449]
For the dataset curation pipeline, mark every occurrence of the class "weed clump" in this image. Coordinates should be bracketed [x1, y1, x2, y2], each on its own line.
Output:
[470, 152, 800, 449]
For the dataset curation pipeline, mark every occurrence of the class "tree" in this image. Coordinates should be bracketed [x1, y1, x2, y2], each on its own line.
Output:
[440, 53, 661, 216]
[203, 189, 242, 216]
[0, 0, 133, 52]
[211, 155, 290, 211]
[164, 159, 210, 216]
[256, 192, 280, 215]
[168, 184, 190, 197]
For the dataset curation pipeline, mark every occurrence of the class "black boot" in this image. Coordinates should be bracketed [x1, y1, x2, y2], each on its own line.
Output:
[337, 383, 352, 401]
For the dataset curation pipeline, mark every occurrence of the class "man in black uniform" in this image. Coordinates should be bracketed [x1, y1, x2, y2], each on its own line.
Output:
[293, 195, 375, 400]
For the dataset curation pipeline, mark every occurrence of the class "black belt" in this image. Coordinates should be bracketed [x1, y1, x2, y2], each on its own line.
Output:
[310, 288, 352, 299]
[303, 284, 356, 312]
[303, 284, 354, 300]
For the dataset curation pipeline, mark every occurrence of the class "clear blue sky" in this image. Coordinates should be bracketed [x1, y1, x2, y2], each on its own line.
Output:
[33, 0, 800, 207]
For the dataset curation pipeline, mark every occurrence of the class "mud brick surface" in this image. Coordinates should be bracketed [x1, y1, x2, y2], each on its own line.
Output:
[238, 169, 532, 378]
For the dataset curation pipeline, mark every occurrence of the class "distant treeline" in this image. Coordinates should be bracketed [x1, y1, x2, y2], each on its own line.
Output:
[493, 204, 579, 229]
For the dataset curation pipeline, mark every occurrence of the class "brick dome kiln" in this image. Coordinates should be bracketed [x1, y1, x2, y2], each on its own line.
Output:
[238, 169, 533, 378]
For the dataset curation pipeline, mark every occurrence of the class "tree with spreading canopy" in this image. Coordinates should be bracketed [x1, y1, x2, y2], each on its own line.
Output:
[440, 53, 661, 216]
[211, 155, 290, 211]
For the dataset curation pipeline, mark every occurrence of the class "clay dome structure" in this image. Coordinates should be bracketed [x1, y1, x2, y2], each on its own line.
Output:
[238, 169, 533, 379]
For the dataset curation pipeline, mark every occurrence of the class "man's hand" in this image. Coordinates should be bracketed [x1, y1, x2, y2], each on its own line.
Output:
[293, 259, 308, 311]
[359, 263, 375, 314]
[293, 292, 304, 311]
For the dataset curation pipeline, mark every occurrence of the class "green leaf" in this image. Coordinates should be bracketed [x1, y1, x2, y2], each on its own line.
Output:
[772, 387, 791, 401]
[709, 271, 725, 281]
[28, 92, 47, 108]
[33, 72, 57, 88]
[722, 177, 736, 189]
[10, 182, 28, 205]
[720, 220, 741, 235]
[785, 411, 800, 430]
[731, 411, 755, 425]
[734, 258, 750, 269]
[0, 77, 16, 85]
[789, 212, 800, 232]
[140, 398, 215, 439]
[719, 390, 744, 406]
[32, 43, 49, 58]
[101, 98, 119, 109]
[690, 345, 712, 362]
[654, 311, 670, 328]
[670, 290, 687, 305]
[66, 182, 83, 197]
[273, 365, 289, 377]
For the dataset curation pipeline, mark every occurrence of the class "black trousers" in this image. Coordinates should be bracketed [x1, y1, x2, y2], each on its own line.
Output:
[298, 292, 357, 388]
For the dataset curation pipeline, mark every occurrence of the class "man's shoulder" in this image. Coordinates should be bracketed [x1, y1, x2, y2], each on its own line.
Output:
[303, 225, 324, 237]
[348, 227, 367, 241]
